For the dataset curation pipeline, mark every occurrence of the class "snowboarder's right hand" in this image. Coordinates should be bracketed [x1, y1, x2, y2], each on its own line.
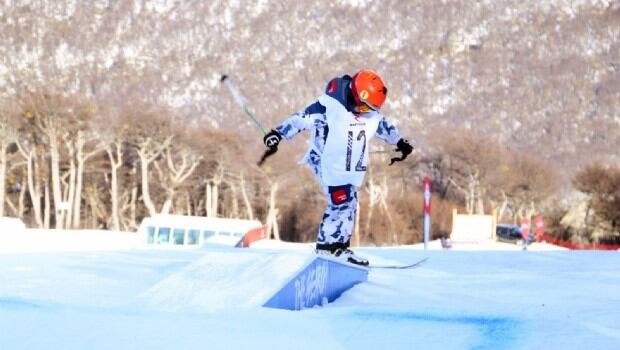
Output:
[263, 129, 282, 149]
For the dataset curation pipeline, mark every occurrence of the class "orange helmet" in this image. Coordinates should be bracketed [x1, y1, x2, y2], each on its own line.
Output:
[351, 70, 387, 112]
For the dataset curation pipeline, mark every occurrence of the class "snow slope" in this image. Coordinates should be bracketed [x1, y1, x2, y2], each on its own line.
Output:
[0, 230, 619, 350]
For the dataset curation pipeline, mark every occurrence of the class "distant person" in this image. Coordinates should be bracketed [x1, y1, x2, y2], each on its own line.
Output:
[441, 236, 452, 249]
[263, 70, 413, 266]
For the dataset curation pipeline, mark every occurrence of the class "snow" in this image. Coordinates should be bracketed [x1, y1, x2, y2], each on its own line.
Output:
[143, 248, 313, 312]
[0, 229, 140, 255]
[1, 229, 619, 349]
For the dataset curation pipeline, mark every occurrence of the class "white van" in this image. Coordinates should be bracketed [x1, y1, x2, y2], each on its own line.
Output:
[137, 214, 264, 247]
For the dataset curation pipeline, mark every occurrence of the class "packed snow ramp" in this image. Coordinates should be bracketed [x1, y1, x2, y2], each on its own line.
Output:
[142, 248, 368, 312]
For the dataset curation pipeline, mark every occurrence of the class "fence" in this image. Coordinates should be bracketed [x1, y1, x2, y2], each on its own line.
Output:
[540, 234, 620, 250]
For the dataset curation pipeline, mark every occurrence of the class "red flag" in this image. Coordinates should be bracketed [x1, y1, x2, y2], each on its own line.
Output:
[520, 218, 530, 241]
[534, 215, 544, 241]
[423, 177, 432, 215]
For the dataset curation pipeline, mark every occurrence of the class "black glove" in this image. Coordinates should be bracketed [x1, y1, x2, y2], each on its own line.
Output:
[396, 138, 413, 156]
[389, 138, 414, 166]
[258, 129, 282, 167]
[263, 129, 282, 149]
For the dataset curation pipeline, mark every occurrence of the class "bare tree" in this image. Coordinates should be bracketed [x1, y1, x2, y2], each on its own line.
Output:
[433, 128, 503, 214]
[205, 164, 224, 217]
[265, 179, 280, 240]
[156, 147, 202, 214]
[93, 103, 136, 231]
[69, 129, 103, 228]
[125, 108, 173, 217]
[136, 136, 172, 217]
[105, 140, 124, 231]
[0, 102, 18, 217]
[17, 92, 65, 228]
[238, 171, 254, 220]
[573, 163, 620, 240]
[501, 152, 558, 221]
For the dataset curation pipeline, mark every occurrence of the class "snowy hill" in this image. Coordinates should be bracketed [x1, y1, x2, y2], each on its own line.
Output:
[1, 229, 619, 349]
[2, 0, 618, 166]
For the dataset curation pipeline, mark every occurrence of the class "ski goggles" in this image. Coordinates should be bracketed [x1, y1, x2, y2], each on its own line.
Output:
[351, 84, 379, 113]
[358, 99, 378, 113]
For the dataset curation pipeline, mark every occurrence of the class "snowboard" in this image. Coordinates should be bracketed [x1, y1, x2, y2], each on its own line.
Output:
[369, 257, 428, 269]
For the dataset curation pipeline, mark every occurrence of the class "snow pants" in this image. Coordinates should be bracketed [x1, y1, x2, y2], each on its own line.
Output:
[317, 184, 358, 247]
[308, 151, 358, 248]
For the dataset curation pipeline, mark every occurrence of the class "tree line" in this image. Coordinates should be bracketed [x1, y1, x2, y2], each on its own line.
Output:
[0, 90, 276, 234]
[2, 88, 618, 245]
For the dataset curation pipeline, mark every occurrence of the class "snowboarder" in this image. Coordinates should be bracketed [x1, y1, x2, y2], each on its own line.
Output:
[263, 70, 413, 266]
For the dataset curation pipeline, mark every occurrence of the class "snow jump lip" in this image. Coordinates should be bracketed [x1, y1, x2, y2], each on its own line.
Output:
[263, 255, 368, 311]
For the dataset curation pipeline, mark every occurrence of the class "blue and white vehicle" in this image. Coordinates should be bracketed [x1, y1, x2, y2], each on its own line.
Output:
[137, 214, 263, 248]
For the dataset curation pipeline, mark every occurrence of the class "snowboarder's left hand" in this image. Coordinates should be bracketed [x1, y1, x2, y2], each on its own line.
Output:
[396, 138, 413, 156]
[389, 138, 413, 166]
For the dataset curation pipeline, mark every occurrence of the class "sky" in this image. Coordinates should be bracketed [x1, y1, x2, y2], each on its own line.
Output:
[0, 229, 619, 350]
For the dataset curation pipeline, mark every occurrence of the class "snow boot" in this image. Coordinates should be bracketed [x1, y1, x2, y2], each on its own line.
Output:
[315, 243, 369, 266]
[334, 248, 369, 266]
